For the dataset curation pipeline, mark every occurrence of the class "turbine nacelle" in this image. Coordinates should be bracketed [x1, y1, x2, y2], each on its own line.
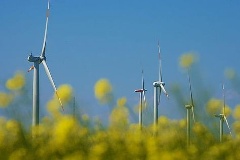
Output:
[28, 54, 46, 63]
[153, 81, 165, 87]
[185, 104, 193, 109]
[28, 54, 40, 63]
[214, 114, 224, 118]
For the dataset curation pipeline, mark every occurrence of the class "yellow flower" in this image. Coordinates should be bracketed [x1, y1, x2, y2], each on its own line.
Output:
[52, 116, 77, 146]
[6, 72, 25, 91]
[224, 68, 236, 80]
[0, 92, 12, 108]
[47, 99, 61, 116]
[109, 97, 129, 129]
[193, 122, 207, 135]
[206, 98, 231, 117]
[179, 53, 197, 69]
[206, 98, 222, 115]
[179, 119, 186, 128]
[9, 148, 27, 160]
[117, 97, 127, 106]
[233, 121, 240, 139]
[224, 105, 231, 117]
[57, 84, 73, 104]
[94, 79, 113, 104]
[158, 116, 169, 127]
[90, 142, 108, 159]
[233, 105, 240, 120]
[82, 114, 89, 122]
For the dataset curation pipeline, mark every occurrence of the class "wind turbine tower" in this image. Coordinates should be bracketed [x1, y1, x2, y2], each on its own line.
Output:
[135, 70, 147, 129]
[185, 72, 196, 146]
[153, 42, 169, 126]
[214, 84, 232, 142]
[28, 0, 63, 126]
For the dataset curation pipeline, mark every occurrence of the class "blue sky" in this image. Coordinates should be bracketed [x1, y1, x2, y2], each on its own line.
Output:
[0, 0, 240, 123]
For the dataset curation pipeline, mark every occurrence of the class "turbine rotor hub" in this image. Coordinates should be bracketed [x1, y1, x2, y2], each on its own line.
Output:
[40, 56, 46, 62]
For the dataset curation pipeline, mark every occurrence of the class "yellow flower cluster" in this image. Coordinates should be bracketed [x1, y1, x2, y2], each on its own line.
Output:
[1, 104, 240, 159]
[57, 84, 73, 104]
[94, 79, 113, 104]
[6, 72, 25, 91]
[179, 53, 197, 69]
[1, 67, 240, 159]
[109, 97, 129, 129]
[233, 105, 240, 120]
[206, 98, 231, 116]
[0, 92, 12, 108]
[46, 84, 73, 116]
[224, 68, 236, 80]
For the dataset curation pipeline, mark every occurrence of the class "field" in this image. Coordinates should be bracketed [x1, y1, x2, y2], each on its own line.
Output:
[1, 53, 240, 159]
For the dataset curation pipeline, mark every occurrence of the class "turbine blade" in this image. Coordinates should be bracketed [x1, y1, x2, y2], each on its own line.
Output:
[141, 69, 147, 104]
[40, 0, 50, 58]
[222, 84, 226, 116]
[191, 107, 196, 123]
[188, 73, 194, 107]
[42, 60, 64, 110]
[142, 69, 144, 90]
[143, 90, 147, 108]
[224, 116, 232, 136]
[42, 60, 56, 91]
[157, 85, 162, 106]
[160, 84, 169, 98]
[158, 41, 163, 82]
[27, 65, 34, 72]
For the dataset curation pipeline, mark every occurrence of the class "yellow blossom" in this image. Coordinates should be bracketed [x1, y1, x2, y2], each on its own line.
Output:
[206, 98, 222, 115]
[47, 99, 61, 117]
[90, 142, 108, 159]
[233, 121, 240, 139]
[179, 53, 197, 69]
[94, 78, 113, 104]
[193, 122, 207, 135]
[6, 72, 25, 91]
[179, 119, 186, 128]
[224, 68, 236, 80]
[57, 84, 73, 104]
[82, 114, 89, 122]
[9, 148, 27, 160]
[0, 92, 12, 108]
[158, 116, 169, 127]
[109, 97, 129, 129]
[117, 97, 127, 106]
[233, 105, 240, 120]
[224, 105, 231, 117]
[52, 116, 77, 146]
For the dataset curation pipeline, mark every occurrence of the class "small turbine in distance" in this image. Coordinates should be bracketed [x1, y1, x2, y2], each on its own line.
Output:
[214, 84, 232, 142]
[135, 70, 147, 129]
[27, 0, 63, 126]
[185, 72, 196, 146]
[153, 41, 169, 126]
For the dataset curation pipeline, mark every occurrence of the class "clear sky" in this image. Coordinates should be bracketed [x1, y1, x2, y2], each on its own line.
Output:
[0, 0, 240, 123]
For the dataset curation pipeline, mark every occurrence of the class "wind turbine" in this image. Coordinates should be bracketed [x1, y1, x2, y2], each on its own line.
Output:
[153, 41, 169, 126]
[27, 0, 63, 126]
[185, 72, 196, 146]
[214, 84, 232, 142]
[135, 70, 147, 129]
